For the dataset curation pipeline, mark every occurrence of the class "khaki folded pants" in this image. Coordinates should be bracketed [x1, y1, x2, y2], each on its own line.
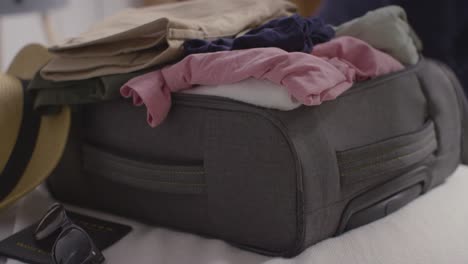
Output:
[41, 0, 296, 81]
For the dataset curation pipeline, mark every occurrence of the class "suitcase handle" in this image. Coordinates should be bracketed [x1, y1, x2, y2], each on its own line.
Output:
[82, 144, 206, 195]
[336, 120, 437, 186]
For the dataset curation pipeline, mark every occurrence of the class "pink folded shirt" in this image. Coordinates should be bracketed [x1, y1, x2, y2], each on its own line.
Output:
[121, 36, 403, 127]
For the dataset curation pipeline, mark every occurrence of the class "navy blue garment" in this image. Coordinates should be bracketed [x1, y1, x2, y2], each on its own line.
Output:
[318, 0, 468, 95]
[183, 14, 335, 55]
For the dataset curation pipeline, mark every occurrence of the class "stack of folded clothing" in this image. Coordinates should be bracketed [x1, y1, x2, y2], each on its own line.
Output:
[28, 1, 422, 127]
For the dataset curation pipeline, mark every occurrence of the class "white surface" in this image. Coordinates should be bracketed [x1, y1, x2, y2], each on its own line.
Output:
[182, 78, 301, 110]
[0, 0, 66, 15]
[1, 165, 468, 264]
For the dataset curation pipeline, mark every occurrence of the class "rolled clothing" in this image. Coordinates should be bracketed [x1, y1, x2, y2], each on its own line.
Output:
[121, 37, 404, 127]
[40, 0, 295, 81]
[183, 14, 334, 55]
[333, 5, 422, 65]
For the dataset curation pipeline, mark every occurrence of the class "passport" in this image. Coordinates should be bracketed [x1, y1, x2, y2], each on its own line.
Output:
[0, 210, 132, 264]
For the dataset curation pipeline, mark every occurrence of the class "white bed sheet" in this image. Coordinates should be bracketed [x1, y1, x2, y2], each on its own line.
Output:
[1, 165, 468, 264]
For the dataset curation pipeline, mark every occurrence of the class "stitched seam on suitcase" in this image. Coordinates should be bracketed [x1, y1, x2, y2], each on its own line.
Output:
[82, 144, 206, 194]
[336, 121, 435, 165]
[340, 139, 436, 185]
[173, 96, 305, 255]
[336, 121, 437, 185]
[340, 138, 436, 173]
[338, 130, 435, 170]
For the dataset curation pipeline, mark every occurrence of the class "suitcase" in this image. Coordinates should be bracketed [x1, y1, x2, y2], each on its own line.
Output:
[47, 58, 468, 257]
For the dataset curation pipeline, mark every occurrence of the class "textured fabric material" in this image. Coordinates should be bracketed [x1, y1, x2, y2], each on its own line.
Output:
[311, 36, 405, 80]
[336, 121, 437, 185]
[31, 67, 298, 113]
[121, 37, 403, 127]
[5, 162, 468, 264]
[333, 6, 422, 65]
[436, 61, 468, 164]
[29, 71, 128, 110]
[181, 79, 301, 111]
[183, 15, 334, 55]
[46, 58, 464, 256]
[39, 0, 295, 81]
[319, 1, 468, 94]
[28, 64, 169, 112]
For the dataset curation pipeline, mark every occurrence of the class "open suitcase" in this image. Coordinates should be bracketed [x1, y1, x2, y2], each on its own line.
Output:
[47, 58, 468, 257]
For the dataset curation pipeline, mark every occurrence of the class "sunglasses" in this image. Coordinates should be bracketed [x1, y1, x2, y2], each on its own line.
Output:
[34, 203, 105, 264]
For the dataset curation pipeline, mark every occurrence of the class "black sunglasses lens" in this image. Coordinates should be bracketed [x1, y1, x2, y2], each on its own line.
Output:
[34, 204, 66, 240]
[54, 228, 101, 264]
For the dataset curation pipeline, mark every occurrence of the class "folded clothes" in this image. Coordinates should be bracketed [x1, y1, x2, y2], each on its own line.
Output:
[181, 78, 302, 110]
[334, 5, 422, 65]
[183, 14, 334, 55]
[30, 68, 301, 113]
[121, 37, 404, 127]
[311, 36, 405, 80]
[40, 0, 295, 81]
[28, 65, 168, 112]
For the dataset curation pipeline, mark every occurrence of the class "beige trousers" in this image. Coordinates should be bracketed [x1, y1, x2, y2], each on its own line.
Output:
[41, 0, 296, 81]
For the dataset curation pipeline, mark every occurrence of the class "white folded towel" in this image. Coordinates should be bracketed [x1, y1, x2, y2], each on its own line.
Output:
[181, 78, 301, 111]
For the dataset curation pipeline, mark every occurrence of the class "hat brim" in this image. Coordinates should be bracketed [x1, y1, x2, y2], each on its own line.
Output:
[1, 44, 68, 209]
[0, 106, 70, 209]
[0, 107, 71, 208]
[6, 43, 52, 80]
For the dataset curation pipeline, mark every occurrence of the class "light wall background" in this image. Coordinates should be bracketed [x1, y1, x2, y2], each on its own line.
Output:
[0, 0, 321, 71]
[0, 0, 140, 71]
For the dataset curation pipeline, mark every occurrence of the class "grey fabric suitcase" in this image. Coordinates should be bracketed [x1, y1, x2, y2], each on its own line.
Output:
[47, 58, 468, 257]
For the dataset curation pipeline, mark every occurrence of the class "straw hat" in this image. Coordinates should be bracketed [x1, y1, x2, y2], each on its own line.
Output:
[0, 44, 70, 209]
